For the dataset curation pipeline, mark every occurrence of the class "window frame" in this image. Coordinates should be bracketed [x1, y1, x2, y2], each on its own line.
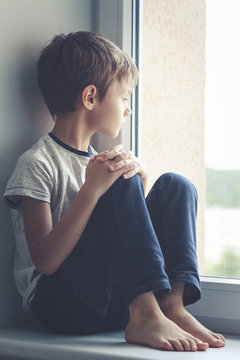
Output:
[96, 0, 240, 336]
[187, 277, 240, 335]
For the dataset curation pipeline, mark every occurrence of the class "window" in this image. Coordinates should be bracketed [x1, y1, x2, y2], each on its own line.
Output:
[205, 0, 240, 279]
[137, 0, 240, 334]
[96, 0, 240, 335]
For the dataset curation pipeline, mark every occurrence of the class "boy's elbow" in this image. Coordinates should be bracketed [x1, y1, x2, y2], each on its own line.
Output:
[34, 259, 58, 276]
[30, 245, 59, 276]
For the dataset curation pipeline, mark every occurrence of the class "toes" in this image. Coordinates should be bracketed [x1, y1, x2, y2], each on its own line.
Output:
[195, 339, 209, 351]
[180, 339, 192, 351]
[162, 341, 174, 351]
[206, 334, 225, 348]
[190, 336, 209, 351]
[170, 339, 184, 352]
[152, 339, 174, 351]
[210, 332, 226, 346]
[193, 330, 224, 348]
[219, 334, 226, 343]
[219, 335, 226, 345]
[211, 339, 225, 347]
[188, 339, 198, 352]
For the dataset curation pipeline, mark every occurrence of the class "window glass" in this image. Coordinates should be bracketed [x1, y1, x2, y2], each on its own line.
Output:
[204, 0, 240, 278]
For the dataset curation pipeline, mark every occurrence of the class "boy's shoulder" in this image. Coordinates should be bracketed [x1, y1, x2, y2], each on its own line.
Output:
[10, 132, 96, 182]
[3, 135, 55, 209]
[9, 134, 60, 186]
[18, 133, 96, 165]
[17, 134, 52, 164]
[16, 133, 67, 173]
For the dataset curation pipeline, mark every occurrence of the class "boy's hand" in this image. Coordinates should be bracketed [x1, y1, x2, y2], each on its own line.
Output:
[94, 145, 148, 190]
[85, 152, 127, 198]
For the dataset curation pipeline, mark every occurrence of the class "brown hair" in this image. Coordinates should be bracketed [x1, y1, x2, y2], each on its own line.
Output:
[37, 31, 138, 119]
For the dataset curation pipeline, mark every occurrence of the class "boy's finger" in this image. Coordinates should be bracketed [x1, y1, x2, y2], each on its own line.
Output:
[88, 155, 99, 164]
[109, 160, 138, 173]
[94, 150, 109, 161]
[123, 167, 139, 179]
[109, 159, 127, 171]
[99, 149, 123, 162]
[117, 151, 133, 161]
[110, 151, 133, 164]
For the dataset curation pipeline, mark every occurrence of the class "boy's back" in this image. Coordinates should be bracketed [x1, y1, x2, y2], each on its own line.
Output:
[3, 133, 96, 310]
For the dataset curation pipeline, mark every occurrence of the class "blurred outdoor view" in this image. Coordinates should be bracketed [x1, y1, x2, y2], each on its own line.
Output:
[204, 0, 240, 278]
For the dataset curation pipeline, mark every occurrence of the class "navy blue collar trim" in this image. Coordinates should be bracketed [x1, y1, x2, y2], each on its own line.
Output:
[48, 133, 93, 157]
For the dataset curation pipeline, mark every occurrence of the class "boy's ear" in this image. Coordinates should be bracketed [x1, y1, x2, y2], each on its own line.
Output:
[80, 85, 98, 110]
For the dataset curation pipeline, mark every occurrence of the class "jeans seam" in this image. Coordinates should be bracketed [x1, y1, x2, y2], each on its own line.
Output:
[154, 186, 168, 267]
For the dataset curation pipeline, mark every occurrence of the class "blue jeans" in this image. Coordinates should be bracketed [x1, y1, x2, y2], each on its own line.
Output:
[32, 173, 201, 334]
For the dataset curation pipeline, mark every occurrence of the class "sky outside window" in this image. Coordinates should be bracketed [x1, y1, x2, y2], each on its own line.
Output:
[205, 0, 240, 170]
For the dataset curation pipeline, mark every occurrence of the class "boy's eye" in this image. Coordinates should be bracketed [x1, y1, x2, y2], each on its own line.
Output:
[122, 97, 129, 101]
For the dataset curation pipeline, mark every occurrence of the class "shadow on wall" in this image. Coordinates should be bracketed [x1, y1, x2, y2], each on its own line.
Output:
[18, 45, 54, 139]
[0, 44, 53, 329]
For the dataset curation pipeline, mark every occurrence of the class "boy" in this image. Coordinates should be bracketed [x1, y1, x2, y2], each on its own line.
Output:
[3, 31, 225, 351]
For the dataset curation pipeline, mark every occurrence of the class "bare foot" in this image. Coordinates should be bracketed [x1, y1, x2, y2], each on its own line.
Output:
[125, 311, 209, 352]
[126, 292, 209, 352]
[159, 295, 225, 348]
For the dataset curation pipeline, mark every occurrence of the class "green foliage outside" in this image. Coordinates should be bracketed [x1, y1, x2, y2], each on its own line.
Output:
[205, 246, 240, 278]
[206, 168, 240, 208]
[205, 168, 240, 278]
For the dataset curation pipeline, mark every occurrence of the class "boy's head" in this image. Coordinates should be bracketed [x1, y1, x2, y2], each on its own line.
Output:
[37, 31, 138, 119]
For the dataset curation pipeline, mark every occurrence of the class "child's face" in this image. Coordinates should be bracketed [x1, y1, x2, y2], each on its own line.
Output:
[92, 76, 132, 138]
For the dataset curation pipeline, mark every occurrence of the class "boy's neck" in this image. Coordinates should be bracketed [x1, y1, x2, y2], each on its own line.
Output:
[51, 112, 94, 152]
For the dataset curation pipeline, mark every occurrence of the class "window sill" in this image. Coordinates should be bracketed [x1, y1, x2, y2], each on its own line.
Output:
[0, 326, 239, 360]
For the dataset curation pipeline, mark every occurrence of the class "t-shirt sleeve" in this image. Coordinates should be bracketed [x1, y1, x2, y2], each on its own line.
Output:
[3, 152, 53, 209]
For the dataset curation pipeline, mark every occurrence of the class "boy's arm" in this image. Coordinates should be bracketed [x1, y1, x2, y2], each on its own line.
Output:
[22, 184, 98, 276]
[22, 157, 126, 276]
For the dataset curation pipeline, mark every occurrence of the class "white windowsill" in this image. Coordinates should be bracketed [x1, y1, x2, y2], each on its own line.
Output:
[0, 326, 239, 360]
[200, 276, 240, 288]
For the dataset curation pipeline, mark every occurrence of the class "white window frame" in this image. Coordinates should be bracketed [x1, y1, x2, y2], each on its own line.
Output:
[187, 277, 240, 335]
[95, 0, 240, 336]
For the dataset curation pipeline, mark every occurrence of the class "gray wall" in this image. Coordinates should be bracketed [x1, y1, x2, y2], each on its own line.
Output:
[0, 0, 93, 328]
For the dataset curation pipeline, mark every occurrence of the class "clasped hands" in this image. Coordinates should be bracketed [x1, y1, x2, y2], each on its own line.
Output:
[91, 144, 147, 190]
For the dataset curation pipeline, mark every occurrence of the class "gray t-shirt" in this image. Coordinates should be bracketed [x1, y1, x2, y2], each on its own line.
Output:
[2, 133, 96, 310]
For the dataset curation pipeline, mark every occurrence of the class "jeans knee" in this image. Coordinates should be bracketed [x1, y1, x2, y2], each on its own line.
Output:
[111, 174, 144, 193]
[157, 172, 198, 199]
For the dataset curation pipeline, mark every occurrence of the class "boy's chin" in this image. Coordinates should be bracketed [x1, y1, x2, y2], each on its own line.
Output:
[101, 129, 120, 139]
[110, 132, 120, 139]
